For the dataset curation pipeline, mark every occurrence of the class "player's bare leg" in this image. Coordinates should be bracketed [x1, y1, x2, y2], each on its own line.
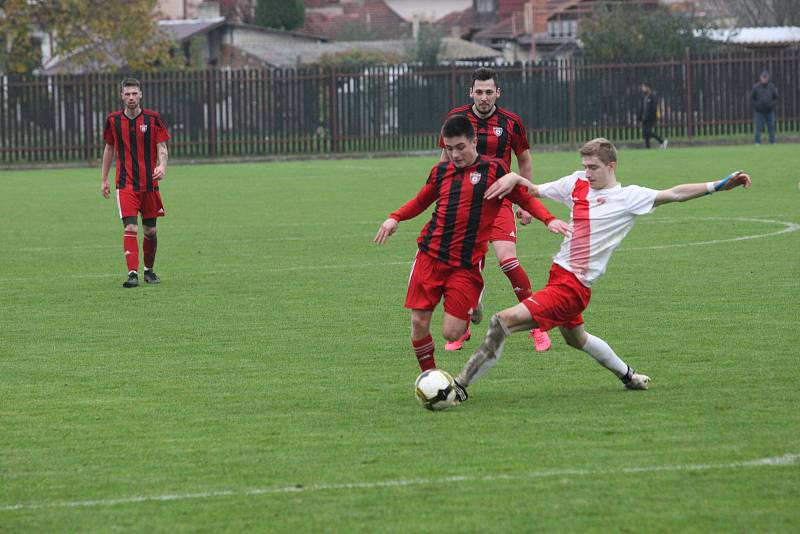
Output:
[142, 220, 160, 284]
[559, 325, 650, 390]
[492, 239, 551, 352]
[443, 312, 470, 351]
[470, 263, 485, 326]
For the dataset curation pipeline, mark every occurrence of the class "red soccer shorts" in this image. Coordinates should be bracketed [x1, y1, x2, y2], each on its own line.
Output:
[405, 250, 484, 321]
[490, 199, 517, 243]
[521, 263, 592, 332]
[116, 189, 166, 220]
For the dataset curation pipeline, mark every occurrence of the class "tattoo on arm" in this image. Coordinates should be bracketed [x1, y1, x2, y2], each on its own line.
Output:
[158, 143, 168, 167]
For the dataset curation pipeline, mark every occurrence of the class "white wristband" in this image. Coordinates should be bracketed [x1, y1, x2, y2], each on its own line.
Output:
[706, 181, 716, 194]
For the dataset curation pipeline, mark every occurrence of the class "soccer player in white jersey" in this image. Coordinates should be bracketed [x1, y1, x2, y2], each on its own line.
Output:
[450, 138, 751, 403]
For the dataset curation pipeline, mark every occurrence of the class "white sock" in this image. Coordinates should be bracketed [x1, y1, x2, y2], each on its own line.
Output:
[581, 333, 629, 378]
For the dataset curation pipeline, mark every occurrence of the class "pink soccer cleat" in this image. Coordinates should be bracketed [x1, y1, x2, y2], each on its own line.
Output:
[529, 328, 552, 352]
[445, 329, 471, 351]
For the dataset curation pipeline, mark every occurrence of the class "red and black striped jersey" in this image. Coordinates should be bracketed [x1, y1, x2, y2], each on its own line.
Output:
[103, 109, 170, 192]
[389, 155, 555, 268]
[438, 105, 530, 169]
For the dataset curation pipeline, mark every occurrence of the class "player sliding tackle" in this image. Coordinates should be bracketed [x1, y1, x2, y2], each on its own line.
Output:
[451, 138, 751, 403]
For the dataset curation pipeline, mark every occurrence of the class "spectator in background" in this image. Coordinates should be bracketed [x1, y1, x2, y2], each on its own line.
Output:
[638, 82, 667, 149]
[752, 69, 778, 145]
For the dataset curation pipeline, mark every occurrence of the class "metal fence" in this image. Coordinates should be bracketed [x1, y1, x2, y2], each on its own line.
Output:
[1, 49, 798, 163]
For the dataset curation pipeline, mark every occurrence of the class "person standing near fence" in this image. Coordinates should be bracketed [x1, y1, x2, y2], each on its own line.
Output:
[638, 82, 667, 149]
[752, 69, 778, 145]
[101, 78, 170, 288]
[438, 67, 553, 353]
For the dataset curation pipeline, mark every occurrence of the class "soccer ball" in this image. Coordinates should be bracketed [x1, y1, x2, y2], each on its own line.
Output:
[414, 369, 457, 411]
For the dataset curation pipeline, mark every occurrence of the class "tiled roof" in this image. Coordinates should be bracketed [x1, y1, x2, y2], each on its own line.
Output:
[303, 0, 408, 40]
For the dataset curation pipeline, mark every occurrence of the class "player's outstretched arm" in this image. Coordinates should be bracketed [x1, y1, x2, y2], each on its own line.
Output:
[374, 218, 399, 245]
[485, 173, 540, 200]
[654, 171, 751, 207]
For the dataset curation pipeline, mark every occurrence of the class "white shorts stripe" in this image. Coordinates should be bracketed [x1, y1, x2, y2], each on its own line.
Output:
[406, 250, 419, 290]
[116, 189, 123, 219]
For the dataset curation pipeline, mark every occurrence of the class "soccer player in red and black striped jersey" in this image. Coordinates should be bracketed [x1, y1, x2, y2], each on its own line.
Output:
[374, 115, 570, 374]
[438, 67, 552, 352]
[101, 78, 170, 288]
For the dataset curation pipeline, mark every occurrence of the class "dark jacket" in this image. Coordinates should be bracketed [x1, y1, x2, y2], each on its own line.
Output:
[639, 92, 658, 123]
[751, 82, 778, 113]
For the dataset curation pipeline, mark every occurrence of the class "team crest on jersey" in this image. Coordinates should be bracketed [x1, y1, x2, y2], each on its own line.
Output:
[493, 127, 504, 137]
[140, 123, 148, 133]
[469, 172, 482, 184]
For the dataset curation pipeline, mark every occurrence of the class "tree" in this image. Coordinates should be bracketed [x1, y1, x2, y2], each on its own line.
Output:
[407, 22, 441, 65]
[313, 49, 405, 68]
[705, 0, 800, 26]
[254, 0, 304, 31]
[0, 0, 182, 74]
[579, 2, 717, 63]
[219, 0, 256, 25]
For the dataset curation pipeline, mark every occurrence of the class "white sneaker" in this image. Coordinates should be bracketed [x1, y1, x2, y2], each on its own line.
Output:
[661, 139, 668, 149]
[625, 373, 651, 390]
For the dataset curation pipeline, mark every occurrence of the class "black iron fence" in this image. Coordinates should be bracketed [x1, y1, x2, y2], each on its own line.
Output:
[1, 49, 798, 163]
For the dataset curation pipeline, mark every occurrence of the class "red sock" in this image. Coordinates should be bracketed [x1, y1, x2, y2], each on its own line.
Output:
[412, 335, 436, 372]
[123, 231, 139, 272]
[499, 257, 532, 302]
[143, 235, 157, 269]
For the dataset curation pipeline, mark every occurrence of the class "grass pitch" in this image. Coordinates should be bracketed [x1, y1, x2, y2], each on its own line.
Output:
[1, 144, 799, 532]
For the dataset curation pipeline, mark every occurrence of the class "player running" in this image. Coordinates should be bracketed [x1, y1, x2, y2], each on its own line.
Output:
[374, 115, 570, 374]
[451, 138, 751, 403]
[440, 67, 551, 352]
[101, 78, 170, 288]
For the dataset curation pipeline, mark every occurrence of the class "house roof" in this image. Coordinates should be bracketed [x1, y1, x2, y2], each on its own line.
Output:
[438, 0, 605, 39]
[434, 6, 481, 39]
[158, 17, 226, 41]
[383, 0, 470, 22]
[237, 37, 501, 67]
[705, 26, 800, 46]
[303, 0, 408, 40]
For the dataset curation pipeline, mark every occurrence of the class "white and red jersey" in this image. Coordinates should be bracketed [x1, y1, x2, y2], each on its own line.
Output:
[538, 171, 658, 287]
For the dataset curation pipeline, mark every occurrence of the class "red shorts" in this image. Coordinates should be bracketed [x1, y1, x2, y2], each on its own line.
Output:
[521, 263, 592, 332]
[490, 200, 517, 243]
[405, 251, 483, 321]
[116, 189, 165, 220]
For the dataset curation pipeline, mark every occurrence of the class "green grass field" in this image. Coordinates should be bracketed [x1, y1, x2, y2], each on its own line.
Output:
[2, 144, 799, 532]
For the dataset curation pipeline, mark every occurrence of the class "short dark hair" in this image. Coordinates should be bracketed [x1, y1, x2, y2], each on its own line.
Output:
[472, 67, 498, 88]
[441, 115, 474, 140]
[642, 81, 652, 89]
[121, 78, 141, 90]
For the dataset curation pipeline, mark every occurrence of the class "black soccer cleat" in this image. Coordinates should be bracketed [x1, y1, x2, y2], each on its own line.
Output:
[122, 271, 139, 288]
[453, 380, 469, 404]
[143, 269, 161, 284]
